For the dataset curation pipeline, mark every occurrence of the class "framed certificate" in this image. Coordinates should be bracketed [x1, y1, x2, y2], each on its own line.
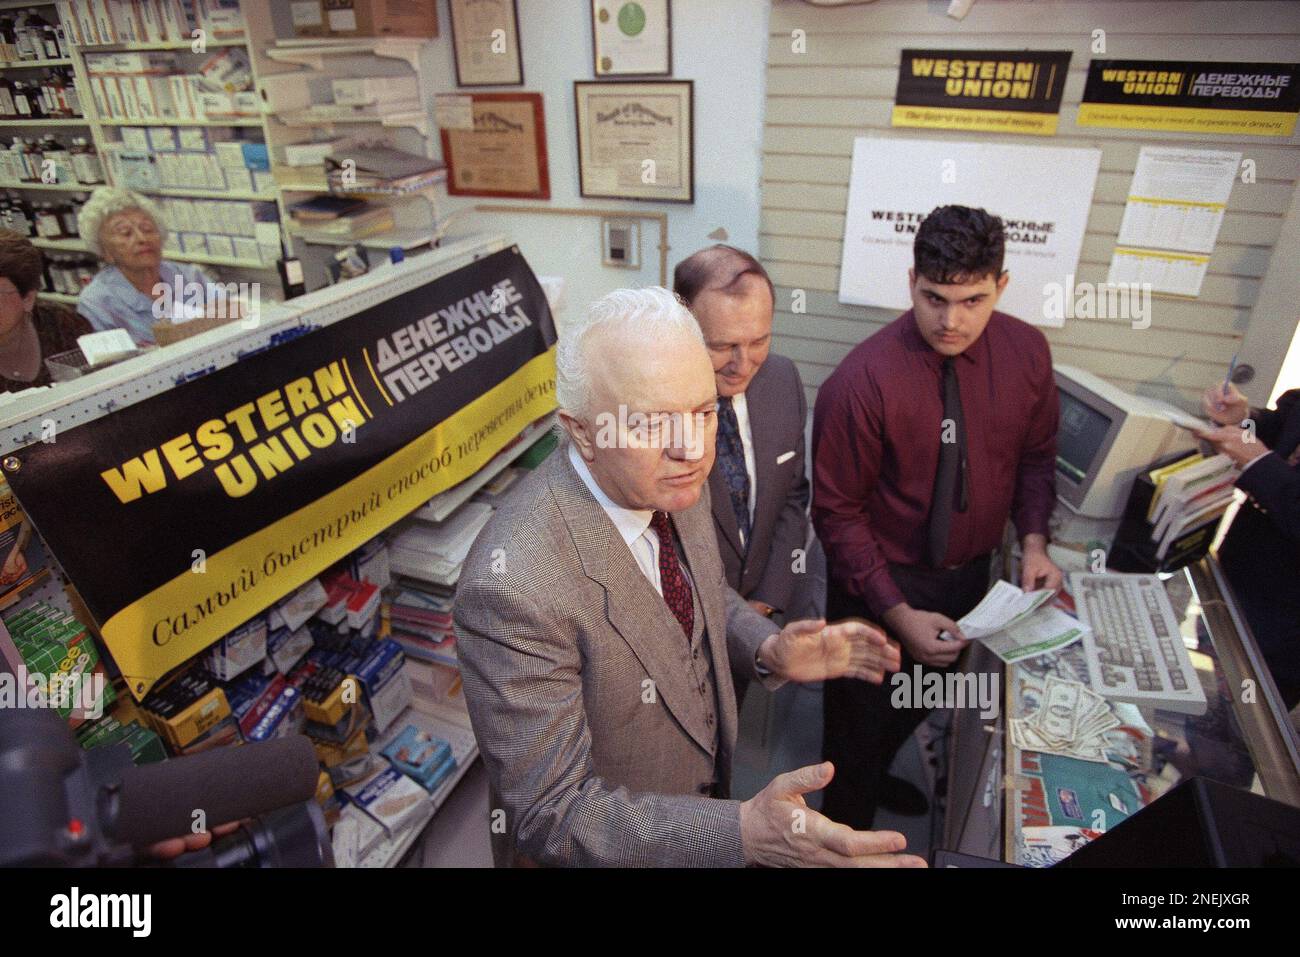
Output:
[575, 81, 693, 203]
[591, 1, 671, 77]
[440, 92, 550, 199]
[449, 0, 524, 87]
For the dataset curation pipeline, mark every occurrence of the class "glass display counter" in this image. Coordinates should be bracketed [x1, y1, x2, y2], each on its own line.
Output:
[943, 556, 1300, 866]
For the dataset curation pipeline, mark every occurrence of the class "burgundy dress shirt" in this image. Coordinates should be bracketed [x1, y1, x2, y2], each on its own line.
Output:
[812, 309, 1058, 617]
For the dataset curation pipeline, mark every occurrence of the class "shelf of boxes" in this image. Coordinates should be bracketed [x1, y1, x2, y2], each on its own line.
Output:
[263, 38, 428, 73]
[0, 180, 95, 191]
[289, 225, 437, 251]
[137, 186, 275, 201]
[31, 236, 89, 252]
[168, 250, 274, 270]
[76, 39, 248, 54]
[274, 105, 430, 138]
[0, 117, 87, 126]
[98, 116, 262, 127]
[0, 57, 72, 67]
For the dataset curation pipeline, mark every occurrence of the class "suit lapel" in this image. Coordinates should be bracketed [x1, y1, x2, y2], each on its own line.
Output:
[549, 453, 716, 756]
[708, 459, 744, 558]
[746, 364, 781, 546]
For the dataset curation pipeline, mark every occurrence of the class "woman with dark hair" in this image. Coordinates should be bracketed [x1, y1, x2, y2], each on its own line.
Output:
[0, 228, 92, 393]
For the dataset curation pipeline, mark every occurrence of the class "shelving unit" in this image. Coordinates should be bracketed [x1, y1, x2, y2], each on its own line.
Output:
[0, 116, 86, 125]
[0, 2, 293, 290]
[0, 55, 70, 66]
[0, 180, 92, 190]
[243, 5, 443, 290]
[97, 116, 263, 127]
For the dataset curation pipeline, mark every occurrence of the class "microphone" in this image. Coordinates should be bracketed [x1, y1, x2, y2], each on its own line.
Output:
[105, 735, 320, 850]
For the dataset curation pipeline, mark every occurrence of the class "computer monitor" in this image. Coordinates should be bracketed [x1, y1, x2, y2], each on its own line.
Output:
[1054, 365, 1195, 519]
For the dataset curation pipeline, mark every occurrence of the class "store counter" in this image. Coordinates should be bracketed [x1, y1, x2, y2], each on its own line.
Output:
[943, 555, 1300, 866]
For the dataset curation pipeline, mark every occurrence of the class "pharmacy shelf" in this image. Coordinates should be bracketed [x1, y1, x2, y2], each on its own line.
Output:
[264, 38, 428, 73]
[36, 291, 77, 304]
[169, 251, 276, 270]
[358, 702, 481, 868]
[0, 180, 95, 192]
[32, 237, 90, 252]
[75, 38, 248, 53]
[290, 226, 436, 251]
[0, 57, 72, 68]
[138, 186, 276, 201]
[0, 117, 87, 126]
[98, 117, 263, 127]
[275, 105, 429, 137]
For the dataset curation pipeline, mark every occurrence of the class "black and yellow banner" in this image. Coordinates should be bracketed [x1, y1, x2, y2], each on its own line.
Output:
[6, 247, 557, 699]
[1079, 60, 1300, 136]
[893, 49, 1072, 136]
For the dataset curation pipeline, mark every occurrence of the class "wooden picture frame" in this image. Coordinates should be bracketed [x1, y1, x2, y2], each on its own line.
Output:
[591, 1, 672, 77]
[574, 80, 693, 203]
[448, 0, 524, 87]
[440, 92, 550, 199]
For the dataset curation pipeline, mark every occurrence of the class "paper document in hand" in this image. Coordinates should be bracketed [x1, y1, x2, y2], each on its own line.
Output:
[956, 580, 1055, 639]
[956, 580, 1089, 663]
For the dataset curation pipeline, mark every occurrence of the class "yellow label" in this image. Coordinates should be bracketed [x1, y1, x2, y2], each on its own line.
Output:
[1077, 103, 1297, 137]
[892, 105, 1060, 136]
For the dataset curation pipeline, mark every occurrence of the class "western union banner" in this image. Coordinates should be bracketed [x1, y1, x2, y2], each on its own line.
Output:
[893, 49, 1072, 136]
[1079, 60, 1300, 136]
[5, 247, 557, 700]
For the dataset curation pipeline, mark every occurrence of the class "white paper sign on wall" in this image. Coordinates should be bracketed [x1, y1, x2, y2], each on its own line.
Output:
[838, 137, 1102, 328]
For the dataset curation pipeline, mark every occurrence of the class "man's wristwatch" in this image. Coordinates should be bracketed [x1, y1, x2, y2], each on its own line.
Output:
[754, 645, 774, 678]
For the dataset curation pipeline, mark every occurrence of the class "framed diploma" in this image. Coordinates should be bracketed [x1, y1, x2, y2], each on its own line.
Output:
[574, 80, 693, 203]
[449, 0, 524, 87]
[591, 1, 671, 77]
[440, 92, 550, 199]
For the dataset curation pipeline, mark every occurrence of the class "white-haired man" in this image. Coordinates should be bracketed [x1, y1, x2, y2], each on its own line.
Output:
[453, 286, 919, 867]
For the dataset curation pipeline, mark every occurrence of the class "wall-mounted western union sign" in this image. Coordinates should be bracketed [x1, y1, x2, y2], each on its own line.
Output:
[1079, 60, 1300, 136]
[892, 50, 1072, 136]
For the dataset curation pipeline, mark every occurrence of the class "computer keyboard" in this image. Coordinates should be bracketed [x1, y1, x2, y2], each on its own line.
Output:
[1070, 572, 1208, 715]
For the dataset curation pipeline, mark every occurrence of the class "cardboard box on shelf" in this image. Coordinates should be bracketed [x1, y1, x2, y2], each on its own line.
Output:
[294, 0, 438, 38]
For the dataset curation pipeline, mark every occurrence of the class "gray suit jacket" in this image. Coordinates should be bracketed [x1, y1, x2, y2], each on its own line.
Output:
[453, 443, 782, 867]
[709, 353, 810, 612]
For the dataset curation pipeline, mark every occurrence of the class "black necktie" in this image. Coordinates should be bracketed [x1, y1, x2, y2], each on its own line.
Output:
[927, 357, 969, 567]
[715, 396, 752, 550]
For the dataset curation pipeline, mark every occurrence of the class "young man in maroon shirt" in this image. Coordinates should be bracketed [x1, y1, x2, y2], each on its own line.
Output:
[812, 205, 1063, 827]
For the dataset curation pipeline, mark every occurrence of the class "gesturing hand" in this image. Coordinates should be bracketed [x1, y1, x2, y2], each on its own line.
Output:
[739, 762, 928, 868]
[758, 618, 901, 683]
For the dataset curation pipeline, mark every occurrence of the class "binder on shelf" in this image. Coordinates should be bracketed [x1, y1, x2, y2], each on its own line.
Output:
[1108, 450, 1237, 573]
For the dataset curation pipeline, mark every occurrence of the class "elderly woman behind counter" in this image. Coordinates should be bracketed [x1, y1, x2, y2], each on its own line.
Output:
[0, 229, 92, 393]
[76, 187, 220, 347]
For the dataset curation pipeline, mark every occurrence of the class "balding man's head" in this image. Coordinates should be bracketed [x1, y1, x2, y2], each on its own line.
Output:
[673, 245, 775, 398]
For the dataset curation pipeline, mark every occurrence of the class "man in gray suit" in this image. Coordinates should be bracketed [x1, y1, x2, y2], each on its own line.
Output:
[674, 246, 809, 624]
[454, 287, 917, 867]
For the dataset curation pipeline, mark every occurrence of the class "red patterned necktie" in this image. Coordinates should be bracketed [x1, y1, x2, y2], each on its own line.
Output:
[650, 510, 694, 638]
